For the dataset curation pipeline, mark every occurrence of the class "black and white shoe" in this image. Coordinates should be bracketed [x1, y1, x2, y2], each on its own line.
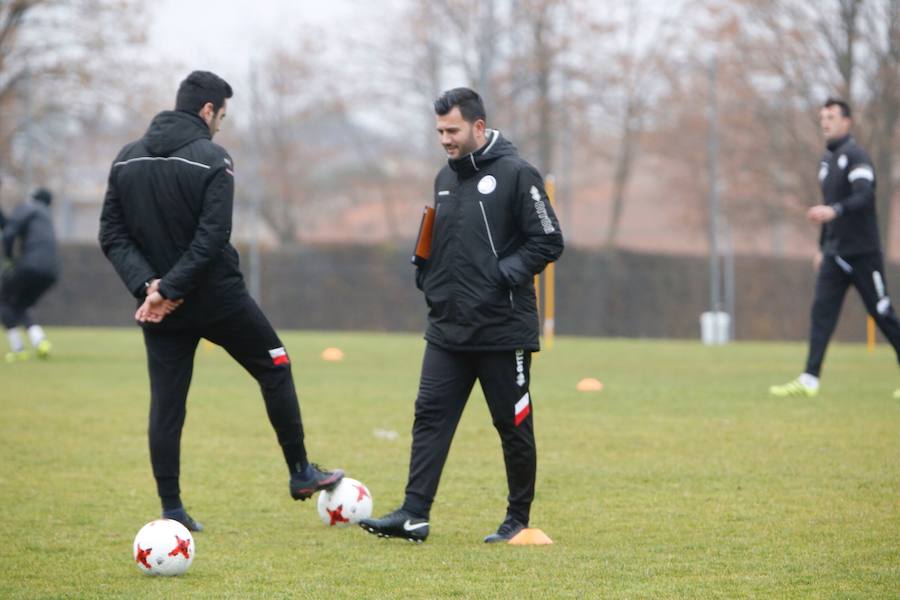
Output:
[289, 464, 344, 501]
[359, 508, 429, 543]
[162, 507, 204, 532]
[483, 516, 525, 543]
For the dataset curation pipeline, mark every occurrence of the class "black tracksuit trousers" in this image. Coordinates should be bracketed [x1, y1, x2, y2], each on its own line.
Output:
[0, 266, 56, 328]
[805, 252, 900, 376]
[142, 296, 307, 503]
[403, 343, 537, 525]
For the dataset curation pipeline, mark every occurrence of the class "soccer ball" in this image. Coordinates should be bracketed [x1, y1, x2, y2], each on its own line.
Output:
[132, 519, 195, 576]
[316, 477, 373, 527]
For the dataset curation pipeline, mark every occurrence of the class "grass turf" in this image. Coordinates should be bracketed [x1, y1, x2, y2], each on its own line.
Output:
[0, 328, 898, 599]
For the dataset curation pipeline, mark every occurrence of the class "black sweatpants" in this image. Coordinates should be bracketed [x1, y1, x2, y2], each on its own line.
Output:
[403, 343, 536, 525]
[143, 296, 307, 503]
[805, 252, 900, 377]
[0, 266, 56, 328]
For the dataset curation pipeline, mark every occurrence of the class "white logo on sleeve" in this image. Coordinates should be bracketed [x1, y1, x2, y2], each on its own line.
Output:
[478, 175, 497, 194]
[531, 186, 556, 234]
[848, 166, 874, 182]
[818, 162, 828, 182]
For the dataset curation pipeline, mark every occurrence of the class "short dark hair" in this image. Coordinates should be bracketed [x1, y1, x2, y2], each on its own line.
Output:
[32, 188, 52, 206]
[175, 71, 233, 114]
[434, 87, 487, 123]
[823, 97, 851, 118]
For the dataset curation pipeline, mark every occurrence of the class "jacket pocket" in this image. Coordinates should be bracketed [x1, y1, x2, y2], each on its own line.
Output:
[479, 200, 514, 309]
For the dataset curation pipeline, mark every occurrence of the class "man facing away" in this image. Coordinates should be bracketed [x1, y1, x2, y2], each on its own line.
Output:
[99, 71, 342, 531]
[359, 88, 564, 543]
[770, 98, 900, 398]
[1, 187, 58, 362]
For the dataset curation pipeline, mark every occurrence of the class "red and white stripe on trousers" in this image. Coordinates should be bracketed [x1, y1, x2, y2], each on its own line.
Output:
[268, 347, 289, 366]
[514, 392, 531, 426]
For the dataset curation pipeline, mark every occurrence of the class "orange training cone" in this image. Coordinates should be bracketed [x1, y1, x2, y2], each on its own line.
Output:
[321, 347, 344, 361]
[576, 378, 603, 392]
[508, 528, 553, 545]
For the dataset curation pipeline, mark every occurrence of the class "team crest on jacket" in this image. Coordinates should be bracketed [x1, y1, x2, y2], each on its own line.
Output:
[477, 175, 497, 195]
[837, 154, 848, 169]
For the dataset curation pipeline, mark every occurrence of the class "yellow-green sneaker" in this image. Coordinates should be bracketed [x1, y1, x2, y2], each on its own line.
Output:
[5, 350, 30, 363]
[769, 378, 818, 398]
[36, 339, 52, 359]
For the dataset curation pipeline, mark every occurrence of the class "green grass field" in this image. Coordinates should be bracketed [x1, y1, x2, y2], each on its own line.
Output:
[1, 328, 898, 599]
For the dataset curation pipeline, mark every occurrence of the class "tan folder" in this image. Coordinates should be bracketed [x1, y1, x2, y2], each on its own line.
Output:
[411, 206, 435, 266]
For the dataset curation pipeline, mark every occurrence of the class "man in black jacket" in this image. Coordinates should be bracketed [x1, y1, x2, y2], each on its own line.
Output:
[770, 98, 900, 398]
[1, 188, 58, 362]
[360, 88, 564, 543]
[99, 71, 342, 531]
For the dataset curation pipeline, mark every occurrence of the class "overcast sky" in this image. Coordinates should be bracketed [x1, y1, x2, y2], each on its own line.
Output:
[147, 0, 360, 86]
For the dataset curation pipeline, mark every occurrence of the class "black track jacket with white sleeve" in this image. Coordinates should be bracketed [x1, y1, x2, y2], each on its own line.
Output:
[418, 130, 564, 352]
[818, 134, 880, 256]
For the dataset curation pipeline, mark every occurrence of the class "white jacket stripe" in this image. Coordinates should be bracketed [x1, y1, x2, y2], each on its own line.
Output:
[848, 166, 874, 182]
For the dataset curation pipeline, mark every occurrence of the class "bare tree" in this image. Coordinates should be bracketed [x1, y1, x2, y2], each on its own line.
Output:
[820, 0, 864, 103]
[502, 0, 573, 175]
[0, 0, 145, 204]
[863, 0, 900, 248]
[245, 44, 344, 244]
[584, 1, 687, 247]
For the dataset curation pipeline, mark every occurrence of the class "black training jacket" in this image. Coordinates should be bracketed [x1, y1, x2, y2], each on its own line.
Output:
[99, 110, 246, 328]
[419, 130, 564, 351]
[2, 200, 59, 277]
[818, 135, 880, 256]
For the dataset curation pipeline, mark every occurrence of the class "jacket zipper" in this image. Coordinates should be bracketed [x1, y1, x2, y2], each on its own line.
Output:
[478, 201, 498, 257]
[479, 200, 514, 309]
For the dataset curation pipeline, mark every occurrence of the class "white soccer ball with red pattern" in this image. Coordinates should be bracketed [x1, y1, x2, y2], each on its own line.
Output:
[316, 477, 373, 527]
[132, 519, 195, 576]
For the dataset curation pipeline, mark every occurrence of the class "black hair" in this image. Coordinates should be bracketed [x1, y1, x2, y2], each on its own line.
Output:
[32, 188, 52, 206]
[434, 87, 487, 124]
[823, 97, 851, 119]
[175, 71, 233, 114]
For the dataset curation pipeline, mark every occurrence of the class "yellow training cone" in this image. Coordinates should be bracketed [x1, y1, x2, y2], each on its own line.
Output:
[576, 378, 603, 392]
[321, 347, 344, 361]
[508, 528, 553, 545]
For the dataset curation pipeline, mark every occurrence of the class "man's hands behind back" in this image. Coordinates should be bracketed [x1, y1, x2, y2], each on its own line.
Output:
[135, 279, 183, 323]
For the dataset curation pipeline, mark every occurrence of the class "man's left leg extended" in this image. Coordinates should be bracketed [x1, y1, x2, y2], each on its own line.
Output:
[202, 296, 342, 500]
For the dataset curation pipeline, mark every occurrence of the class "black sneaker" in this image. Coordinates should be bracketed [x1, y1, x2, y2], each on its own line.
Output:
[289, 464, 344, 501]
[483, 516, 525, 543]
[359, 508, 429, 543]
[162, 507, 204, 532]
